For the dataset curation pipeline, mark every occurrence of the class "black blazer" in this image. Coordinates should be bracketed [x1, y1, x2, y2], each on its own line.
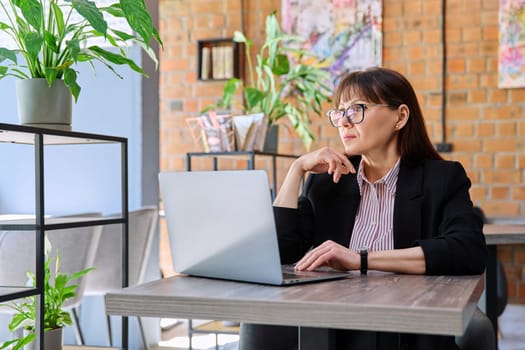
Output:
[274, 157, 487, 275]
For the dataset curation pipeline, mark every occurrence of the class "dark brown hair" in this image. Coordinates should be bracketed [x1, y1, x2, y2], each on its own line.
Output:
[334, 67, 442, 161]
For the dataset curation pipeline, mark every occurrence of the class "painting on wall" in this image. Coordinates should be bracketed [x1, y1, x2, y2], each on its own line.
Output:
[498, 0, 525, 88]
[282, 0, 382, 88]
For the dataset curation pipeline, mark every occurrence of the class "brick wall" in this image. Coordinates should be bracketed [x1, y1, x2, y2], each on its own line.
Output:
[159, 0, 525, 303]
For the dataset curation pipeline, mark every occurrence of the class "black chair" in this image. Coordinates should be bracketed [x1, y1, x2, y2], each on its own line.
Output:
[473, 206, 508, 317]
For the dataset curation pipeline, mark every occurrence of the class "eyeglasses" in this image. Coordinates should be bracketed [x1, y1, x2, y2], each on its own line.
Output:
[326, 103, 394, 128]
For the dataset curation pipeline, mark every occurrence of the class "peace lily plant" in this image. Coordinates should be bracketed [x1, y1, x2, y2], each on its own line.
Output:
[0, 237, 94, 350]
[207, 11, 331, 150]
[0, 0, 162, 102]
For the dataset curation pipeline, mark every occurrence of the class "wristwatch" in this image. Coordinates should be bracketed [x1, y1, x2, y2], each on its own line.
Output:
[359, 248, 368, 275]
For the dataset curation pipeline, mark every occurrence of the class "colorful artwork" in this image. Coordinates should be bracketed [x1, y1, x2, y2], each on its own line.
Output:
[282, 0, 382, 87]
[498, 0, 525, 88]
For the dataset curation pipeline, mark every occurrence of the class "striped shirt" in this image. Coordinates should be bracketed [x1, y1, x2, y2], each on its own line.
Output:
[349, 159, 400, 252]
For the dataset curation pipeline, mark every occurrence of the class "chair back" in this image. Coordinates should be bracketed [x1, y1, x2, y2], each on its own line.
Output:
[84, 206, 158, 294]
[0, 217, 102, 310]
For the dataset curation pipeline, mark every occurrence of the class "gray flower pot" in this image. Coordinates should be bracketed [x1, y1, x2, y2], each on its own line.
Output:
[263, 124, 279, 153]
[24, 327, 62, 350]
[16, 79, 72, 130]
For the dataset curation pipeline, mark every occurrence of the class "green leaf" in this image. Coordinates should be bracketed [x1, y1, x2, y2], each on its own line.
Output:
[64, 68, 81, 102]
[0, 22, 11, 30]
[0, 338, 20, 350]
[69, 267, 95, 280]
[66, 39, 81, 62]
[111, 29, 135, 41]
[51, 2, 65, 37]
[272, 54, 289, 75]
[0, 48, 17, 64]
[88, 46, 145, 75]
[23, 31, 43, 61]
[71, 0, 108, 35]
[245, 87, 264, 110]
[233, 31, 249, 44]
[218, 78, 241, 108]
[104, 3, 125, 17]
[44, 31, 58, 53]
[15, 0, 42, 31]
[120, 0, 153, 45]
[44, 68, 58, 85]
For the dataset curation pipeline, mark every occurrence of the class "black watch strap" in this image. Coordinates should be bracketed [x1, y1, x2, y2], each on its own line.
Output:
[359, 248, 368, 275]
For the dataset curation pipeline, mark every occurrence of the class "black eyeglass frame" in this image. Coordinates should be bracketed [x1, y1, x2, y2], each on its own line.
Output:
[326, 103, 395, 128]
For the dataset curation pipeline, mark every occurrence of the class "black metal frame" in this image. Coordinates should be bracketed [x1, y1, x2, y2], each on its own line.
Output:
[0, 122, 129, 350]
[186, 151, 299, 198]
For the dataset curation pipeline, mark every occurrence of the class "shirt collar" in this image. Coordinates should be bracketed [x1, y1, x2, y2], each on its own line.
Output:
[356, 158, 401, 195]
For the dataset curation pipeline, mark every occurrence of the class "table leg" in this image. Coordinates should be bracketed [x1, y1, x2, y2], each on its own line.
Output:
[485, 245, 498, 350]
[298, 327, 335, 350]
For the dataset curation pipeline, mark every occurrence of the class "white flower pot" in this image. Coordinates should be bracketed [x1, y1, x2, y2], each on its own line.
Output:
[16, 78, 72, 131]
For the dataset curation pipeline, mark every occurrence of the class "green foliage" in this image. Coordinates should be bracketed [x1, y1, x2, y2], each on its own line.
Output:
[205, 11, 331, 150]
[0, 243, 94, 350]
[0, 0, 163, 102]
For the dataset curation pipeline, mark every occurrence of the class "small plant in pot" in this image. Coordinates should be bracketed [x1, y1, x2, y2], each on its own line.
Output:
[0, 238, 94, 350]
[205, 11, 332, 151]
[0, 0, 162, 129]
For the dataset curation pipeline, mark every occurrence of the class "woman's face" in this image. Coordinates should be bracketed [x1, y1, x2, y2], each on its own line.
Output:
[336, 96, 403, 158]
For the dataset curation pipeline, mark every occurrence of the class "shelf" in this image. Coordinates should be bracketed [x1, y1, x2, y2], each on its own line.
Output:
[186, 151, 300, 199]
[0, 216, 126, 231]
[0, 122, 130, 350]
[0, 123, 126, 145]
[197, 38, 240, 81]
[192, 320, 240, 335]
[0, 286, 39, 303]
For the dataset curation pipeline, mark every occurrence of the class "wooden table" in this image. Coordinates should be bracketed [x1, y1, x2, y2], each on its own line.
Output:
[483, 223, 525, 350]
[106, 272, 483, 350]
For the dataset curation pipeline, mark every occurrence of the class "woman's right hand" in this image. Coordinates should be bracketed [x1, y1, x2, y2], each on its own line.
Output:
[274, 147, 355, 208]
[294, 147, 355, 183]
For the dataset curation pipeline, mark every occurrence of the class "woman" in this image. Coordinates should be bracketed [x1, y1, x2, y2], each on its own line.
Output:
[240, 67, 488, 350]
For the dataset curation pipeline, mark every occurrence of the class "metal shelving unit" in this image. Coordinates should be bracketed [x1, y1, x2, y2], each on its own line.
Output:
[0, 122, 129, 350]
[186, 151, 299, 198]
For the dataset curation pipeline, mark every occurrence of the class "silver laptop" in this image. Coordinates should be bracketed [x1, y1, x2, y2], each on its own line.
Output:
[159, 170, 350, 286]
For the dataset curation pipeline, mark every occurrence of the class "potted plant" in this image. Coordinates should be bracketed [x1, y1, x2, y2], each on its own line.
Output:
[0, 238, 94, 350]
[205, 11, 331, 151]
[0, 0, 162, 129]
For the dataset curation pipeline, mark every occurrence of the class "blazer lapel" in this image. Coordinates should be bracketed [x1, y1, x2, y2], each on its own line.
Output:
[393, 160, 424, 249]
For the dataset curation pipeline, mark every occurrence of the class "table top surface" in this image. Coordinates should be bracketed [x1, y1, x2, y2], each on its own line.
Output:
[106, 272, 483, 336]
[483, 223, 525, 245]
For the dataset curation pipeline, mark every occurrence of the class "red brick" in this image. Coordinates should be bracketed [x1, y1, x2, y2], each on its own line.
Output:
[495, 154, 515, 168]
[488, 89, 508, 103]
[483, 25, 499, 40]
[469, 89, 487, 103]
[474, 153, 493, 168]
[404, 31, 422, 45]
[469, 186, 487, 202]
[463, 27, 482, 42]
[481, 201, 520, 216]
[518, 155, 525, 168]
[491, 186, 509, 199]
[512, 187, 525, 200]
[509, 89, 525, 103]
[496, 122, 517, 137]
[482, 169, 521, 184]
[484, 139, 523, 152]
[476, 122, 494, 137]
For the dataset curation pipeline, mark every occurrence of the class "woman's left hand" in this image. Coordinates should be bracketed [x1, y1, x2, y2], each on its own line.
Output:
[294, 240, 359, 272]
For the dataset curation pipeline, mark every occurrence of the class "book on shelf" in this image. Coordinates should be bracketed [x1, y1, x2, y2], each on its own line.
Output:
[201, 47, 211, 80]
[223, 45, 234, 79]
[212, 46, 225, 79]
